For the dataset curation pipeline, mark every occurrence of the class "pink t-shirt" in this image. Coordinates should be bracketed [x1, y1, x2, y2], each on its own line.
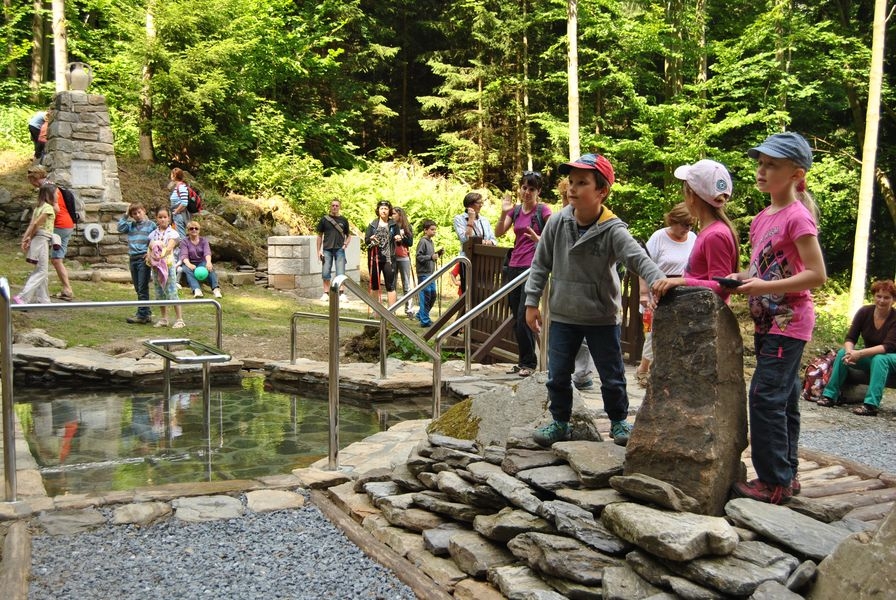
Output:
[508, 204, 552, 268]
[747, 201, 818, 340]
[684, 220, 739, 302]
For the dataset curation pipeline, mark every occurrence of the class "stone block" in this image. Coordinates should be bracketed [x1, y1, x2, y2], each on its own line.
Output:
[229, 272, 255, 286]
[267, 257, 303, 274]
[268, 273, 297, 290]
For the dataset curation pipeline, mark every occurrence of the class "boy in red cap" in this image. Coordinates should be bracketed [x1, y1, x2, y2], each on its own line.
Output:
[524, 153, 665, 447]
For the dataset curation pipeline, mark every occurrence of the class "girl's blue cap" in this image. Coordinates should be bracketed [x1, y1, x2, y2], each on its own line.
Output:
[748, 132, 813, 170]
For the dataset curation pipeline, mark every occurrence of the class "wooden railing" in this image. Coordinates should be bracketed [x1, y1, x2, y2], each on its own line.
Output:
[427, 239, 644, 364]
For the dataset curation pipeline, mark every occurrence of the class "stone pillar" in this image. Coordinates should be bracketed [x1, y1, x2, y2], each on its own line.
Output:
[44, 91, 122, 205]
[624, 287, 748, 516]
[267, 235, 361, 298]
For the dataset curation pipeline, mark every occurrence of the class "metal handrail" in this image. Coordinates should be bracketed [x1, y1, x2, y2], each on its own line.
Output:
[0, 280, 224, 502]
[430, 268, 549, 418]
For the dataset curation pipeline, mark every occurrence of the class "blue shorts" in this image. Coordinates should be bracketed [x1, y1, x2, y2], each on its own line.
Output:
[51, 227, 74, 260]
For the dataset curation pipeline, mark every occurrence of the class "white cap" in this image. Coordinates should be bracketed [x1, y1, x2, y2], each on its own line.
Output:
[673, 159, 732, 208]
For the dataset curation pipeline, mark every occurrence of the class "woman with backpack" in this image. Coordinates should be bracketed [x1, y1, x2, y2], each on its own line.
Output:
[169, 168, 191, 241]
[495, 171, 552, 377]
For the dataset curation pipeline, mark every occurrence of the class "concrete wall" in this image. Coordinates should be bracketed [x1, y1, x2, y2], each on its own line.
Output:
[267, 235, 361, 298]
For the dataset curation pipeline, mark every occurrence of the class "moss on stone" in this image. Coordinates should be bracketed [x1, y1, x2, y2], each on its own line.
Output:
[426, 398, 480, 440]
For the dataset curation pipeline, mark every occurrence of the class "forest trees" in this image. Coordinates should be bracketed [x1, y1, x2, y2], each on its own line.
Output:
[0, 0, 894, 280]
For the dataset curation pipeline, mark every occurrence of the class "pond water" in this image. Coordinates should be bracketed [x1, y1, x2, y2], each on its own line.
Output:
[14, 376, 446, 497]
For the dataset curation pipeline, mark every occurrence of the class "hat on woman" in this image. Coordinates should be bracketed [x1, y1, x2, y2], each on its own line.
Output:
[673, 159, 732, 208]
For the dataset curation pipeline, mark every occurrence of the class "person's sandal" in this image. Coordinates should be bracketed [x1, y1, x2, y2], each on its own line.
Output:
[172, 320, 186, 329]
[517, 367, 534, 377]
[816, 397, 838, 407]
[852, 404, 878, 416]
[506, 365, 521, 375]
[153, 319, 169, 328]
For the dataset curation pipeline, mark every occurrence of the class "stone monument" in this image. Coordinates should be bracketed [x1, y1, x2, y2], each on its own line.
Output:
[624, 287, 748, 515]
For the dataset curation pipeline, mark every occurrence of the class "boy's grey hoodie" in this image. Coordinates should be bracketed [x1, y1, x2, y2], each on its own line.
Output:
[524, 204, 665, 326]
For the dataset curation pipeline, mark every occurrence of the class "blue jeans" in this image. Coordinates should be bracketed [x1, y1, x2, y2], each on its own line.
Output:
[417, 275, 436, 325]
[505, 266, 537, 369]
[183, 264, 220, 292]
[749, 333, 804, 486]
[129, 255, 152, 318]
[546, 321, 629, 423]
[321, 248, 346, 282]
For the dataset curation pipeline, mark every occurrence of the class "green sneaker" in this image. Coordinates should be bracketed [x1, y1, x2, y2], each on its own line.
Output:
[610, 420, 633, 447]
[533, 421, 571, 447]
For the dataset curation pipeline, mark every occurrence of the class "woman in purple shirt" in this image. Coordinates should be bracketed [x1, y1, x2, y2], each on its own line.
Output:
[179, 220, 222, 298]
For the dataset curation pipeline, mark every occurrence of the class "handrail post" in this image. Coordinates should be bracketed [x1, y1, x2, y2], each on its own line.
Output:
[463, 256, 471, 376]
[328, 277, 345, 470]
[1, 278, 17, 502]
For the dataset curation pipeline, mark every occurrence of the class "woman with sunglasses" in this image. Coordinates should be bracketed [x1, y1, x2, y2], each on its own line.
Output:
[365, 200, 403, 305]
[495, 171, 552, 377]
[179, 221, 222, 298]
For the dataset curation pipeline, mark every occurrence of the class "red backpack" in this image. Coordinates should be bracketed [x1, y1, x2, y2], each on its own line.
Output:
[801, 350, 836, 402]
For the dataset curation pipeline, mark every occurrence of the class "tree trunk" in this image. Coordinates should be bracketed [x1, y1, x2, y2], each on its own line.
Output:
[138, 1, 156, 162]
[848, 0, 886, 315]
[521, 0, 531, 171]
[774, 0, 791, 128]
[29, 0, 43, 99]
[51, 0, 66, 92]
[567, 0, 579, 159]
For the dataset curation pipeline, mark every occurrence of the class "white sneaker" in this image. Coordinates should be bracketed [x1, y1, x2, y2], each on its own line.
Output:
[212, 288, 222, 298]
[193, 289, 203, 298]
[339, 293, 348, 302]
[320, 293, 329, 301]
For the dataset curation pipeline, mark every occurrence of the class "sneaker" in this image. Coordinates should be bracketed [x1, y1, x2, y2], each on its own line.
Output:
[574, 378, 594, 391]
[791, 476, 801, 496]
[126, 315, 152, 324]
[212, 288, 222, 298]
[320, 293, 329, 301]
[533, 421, 571, 447]
[193, 289, 203, 298]
[732, 479, 793, 504]
[339, 293, 348, 302]
[610, 420, 633, 447]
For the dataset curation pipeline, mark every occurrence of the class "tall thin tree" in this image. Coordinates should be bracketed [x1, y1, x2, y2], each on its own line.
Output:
[849, 0, 887, 314]
[139, 1, 155, 162]
[51, 0, 65, 92]
[567, 0, 579, 159]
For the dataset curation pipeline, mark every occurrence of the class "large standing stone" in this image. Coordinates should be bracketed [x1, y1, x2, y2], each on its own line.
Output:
[625, 288, 748, 516]
[809, 505, 896, 599]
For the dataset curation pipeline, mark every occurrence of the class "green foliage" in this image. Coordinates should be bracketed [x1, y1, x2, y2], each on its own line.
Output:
[387, 330, 463, 362]
[0, 106, 35, 152]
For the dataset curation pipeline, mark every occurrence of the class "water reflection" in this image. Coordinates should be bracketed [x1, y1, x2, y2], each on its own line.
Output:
[14, 377, 445, 496]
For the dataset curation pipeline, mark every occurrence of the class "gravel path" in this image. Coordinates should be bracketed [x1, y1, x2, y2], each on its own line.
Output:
[29, 497, 416, 600]
[798, 400, 896, 474]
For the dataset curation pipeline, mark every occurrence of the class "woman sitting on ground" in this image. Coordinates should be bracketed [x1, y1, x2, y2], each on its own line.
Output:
[817, 279, 896, 416]
[179, 220, 223, 298]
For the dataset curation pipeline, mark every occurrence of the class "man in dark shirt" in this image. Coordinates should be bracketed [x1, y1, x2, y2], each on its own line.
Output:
[316, 199, 352, 300]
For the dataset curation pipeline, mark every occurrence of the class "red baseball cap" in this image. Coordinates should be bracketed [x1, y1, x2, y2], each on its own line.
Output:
[558, 153, 616, 186]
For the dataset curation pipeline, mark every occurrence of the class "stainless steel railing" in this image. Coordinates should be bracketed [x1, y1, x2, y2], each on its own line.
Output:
[1, 277, 225, 503]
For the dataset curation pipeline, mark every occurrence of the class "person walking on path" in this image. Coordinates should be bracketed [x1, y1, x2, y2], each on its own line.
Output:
[364, 200, 401, 306]
[148, 207, 185, 329]
[168, 168, 191, 242]
[495, 171, 552, 378]
[316, 199, 352, 301]
[117, 202, 157, 324]
[391, 206, 416, 316]
[28, 111, 47, 160]
[179, 220, 223, 299]
[415, 220, 442, 327]
[13, 183, 56, 304]
[818, 279, 896, 416]
[524, 153, 665, 448]
[725, 132, 827, 504]
[27, 165, 74, 301]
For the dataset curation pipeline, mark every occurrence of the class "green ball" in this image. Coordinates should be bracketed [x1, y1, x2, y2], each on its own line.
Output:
[194, 266, 209, 281]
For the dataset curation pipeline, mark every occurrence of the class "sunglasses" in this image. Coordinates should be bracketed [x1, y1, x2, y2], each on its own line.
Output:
[523, 170, 542, 179]
[187, 226, 200, 231]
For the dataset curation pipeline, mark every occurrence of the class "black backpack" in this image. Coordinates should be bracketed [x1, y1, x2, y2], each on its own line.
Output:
[186, 184, 204, 214]
[58, 186, 84, 223]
